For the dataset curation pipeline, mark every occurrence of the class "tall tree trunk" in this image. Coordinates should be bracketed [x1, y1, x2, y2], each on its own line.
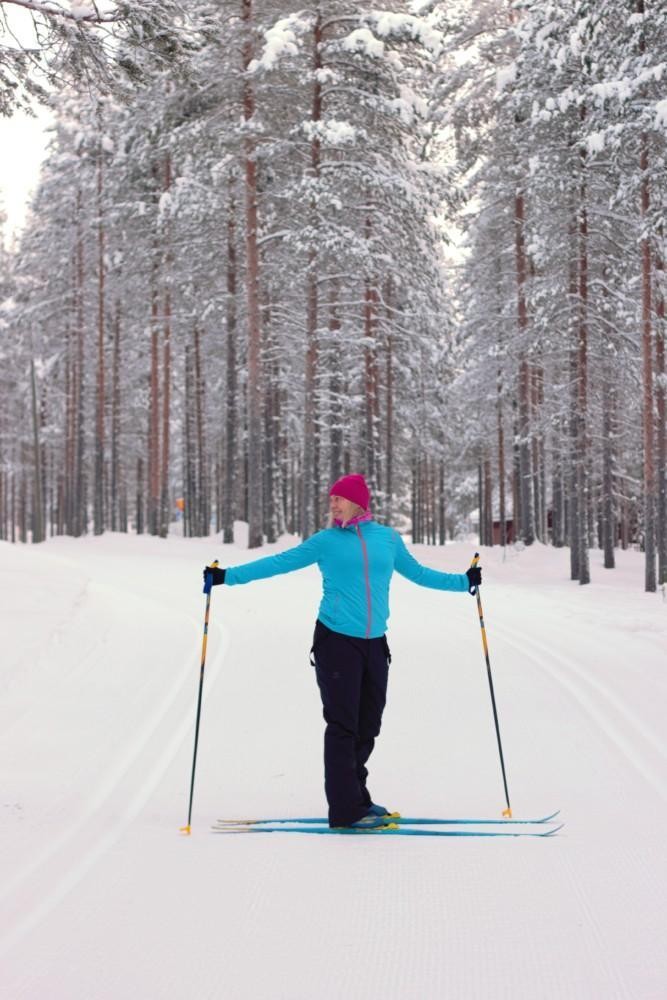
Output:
[302, 16, 323, 538]
[640, 133, 656, 591]
[497, 370, 507, 549]
[531, 362, 546, 541]
[30, 360, 44, 543]
[411, 453, 419, 543]
[148, 236, 160, 536]
[159, 154, 172, 538]
[484, 453, 493, 547]
[194, 324, 208, 536]
[64, 317, 74, 535]
[656, 240, 666, 585]
[385, 294, 394, 524]
[243, 0, 263, 548]
[363, 217, 381, 501]
[438, 460, 446, 545]
[601, 371, 616, 569]
[551, 418, 565, 547]
[637, 4, 656, 590]
[94, 128, 106, 535]
[75, 188, 86, 537]
[183, 344, 195, 537]
[0, 470, 5, 540]
[576, 138, 590, 584]
[477, 458, 484, 546]
[328, 279, 344, 484]
[261, 298, 277, 542]
[136, 457, 144, 534]
[110, 301, 121, 532]
[223, 187, 238, 544]
[511, 401, 521, 539]
[514, 191, 534, 544]
[601, 265, 616, 569]
[11, 475, 16, 543]
[567, 198, 580, 579]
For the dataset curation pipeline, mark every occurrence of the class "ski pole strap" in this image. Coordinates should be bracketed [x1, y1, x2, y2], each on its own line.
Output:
[203, 559, 220, 595]
[469, 552, 480, 595]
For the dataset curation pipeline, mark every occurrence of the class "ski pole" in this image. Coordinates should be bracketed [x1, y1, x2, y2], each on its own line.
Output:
[469, 553, 512, 818]
[180, 559, 219, 835]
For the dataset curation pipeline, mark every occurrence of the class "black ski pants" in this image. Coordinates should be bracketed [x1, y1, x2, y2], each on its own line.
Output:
[310, 619, 391, 827]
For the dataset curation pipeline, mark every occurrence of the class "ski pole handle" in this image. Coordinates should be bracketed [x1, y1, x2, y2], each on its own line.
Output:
[203, 559, 220, 595]
[469, 552, 481, 595]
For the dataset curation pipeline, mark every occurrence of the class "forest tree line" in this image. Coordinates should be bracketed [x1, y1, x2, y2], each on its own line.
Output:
[0, 1, 665, 591]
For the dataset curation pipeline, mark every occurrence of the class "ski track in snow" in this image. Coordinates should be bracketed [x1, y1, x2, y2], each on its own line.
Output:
[0, 572, 229, 960]
[496, 622, 659, 1000]
[491, 618, 667, 800]
[1, 537, 666, 1000]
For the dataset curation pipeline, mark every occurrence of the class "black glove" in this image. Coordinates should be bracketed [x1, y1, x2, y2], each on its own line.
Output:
[203, 566, 226, 587]
[466, 566, 482, 594]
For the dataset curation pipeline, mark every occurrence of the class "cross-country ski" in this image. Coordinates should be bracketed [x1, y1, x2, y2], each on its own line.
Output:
[213, 809, 561, 828]
[212, 822, 565, 839]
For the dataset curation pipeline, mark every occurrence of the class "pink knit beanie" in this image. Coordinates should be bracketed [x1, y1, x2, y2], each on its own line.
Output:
[329, 474, 370, 511]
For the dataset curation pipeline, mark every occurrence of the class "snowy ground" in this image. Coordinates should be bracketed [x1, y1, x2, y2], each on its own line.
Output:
[1, 530, 666, 999]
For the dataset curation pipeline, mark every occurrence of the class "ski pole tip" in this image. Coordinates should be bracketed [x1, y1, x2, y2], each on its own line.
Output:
[502, 808, 512, 819]
[180, 824, 192, 836]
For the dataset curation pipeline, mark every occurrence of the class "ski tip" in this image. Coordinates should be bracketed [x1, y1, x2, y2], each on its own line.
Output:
[215, 819, 256, 826]
[542, 822, 564, 836]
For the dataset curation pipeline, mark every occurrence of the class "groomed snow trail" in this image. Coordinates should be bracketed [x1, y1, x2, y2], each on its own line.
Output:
[1, 535, 665, 1000]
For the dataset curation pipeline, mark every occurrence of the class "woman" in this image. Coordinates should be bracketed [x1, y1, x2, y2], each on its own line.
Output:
[204, 473, 481, 829]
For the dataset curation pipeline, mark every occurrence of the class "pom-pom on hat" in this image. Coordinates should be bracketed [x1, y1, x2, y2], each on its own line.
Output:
[329, 474, 370, 511]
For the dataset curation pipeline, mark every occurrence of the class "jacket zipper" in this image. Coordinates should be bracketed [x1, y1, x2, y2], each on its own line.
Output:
[356, 525, 372, 638]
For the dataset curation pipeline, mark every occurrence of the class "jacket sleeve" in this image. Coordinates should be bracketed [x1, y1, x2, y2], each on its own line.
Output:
[393, 533, 468, 592]
[225, 533, 322, 585]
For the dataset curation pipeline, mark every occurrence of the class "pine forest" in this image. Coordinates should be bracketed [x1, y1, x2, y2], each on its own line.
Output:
[0, 0, 666, 592]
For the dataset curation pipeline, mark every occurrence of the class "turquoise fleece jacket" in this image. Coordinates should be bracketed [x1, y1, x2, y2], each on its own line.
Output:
[225, 520, 468, 639]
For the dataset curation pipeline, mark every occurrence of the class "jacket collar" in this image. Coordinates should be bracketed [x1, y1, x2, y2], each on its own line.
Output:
[335, 510, 374, 530]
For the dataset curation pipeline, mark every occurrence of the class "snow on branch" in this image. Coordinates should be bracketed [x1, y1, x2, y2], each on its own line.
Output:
[303, 118, 358, 146]
[249, 11, 313, 73]
[656, 99, 667, 130]
[2, 0, 124, 23]
[341, 27, 385, 59]
[590, 64, 665, 107]
[496, 63, 517, 94]
[408, 0, 437, 13]
[361, 11, 443, 57]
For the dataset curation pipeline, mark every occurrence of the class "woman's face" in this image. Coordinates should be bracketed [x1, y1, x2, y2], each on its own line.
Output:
[329, 494, 362, 524]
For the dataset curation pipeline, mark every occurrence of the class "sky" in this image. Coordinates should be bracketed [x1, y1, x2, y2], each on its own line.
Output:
[0, 2, 53, 247]
[0, 108, 52, 247]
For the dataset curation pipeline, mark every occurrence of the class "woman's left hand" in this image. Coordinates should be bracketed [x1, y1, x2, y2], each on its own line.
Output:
[203, 566, 226, 586]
